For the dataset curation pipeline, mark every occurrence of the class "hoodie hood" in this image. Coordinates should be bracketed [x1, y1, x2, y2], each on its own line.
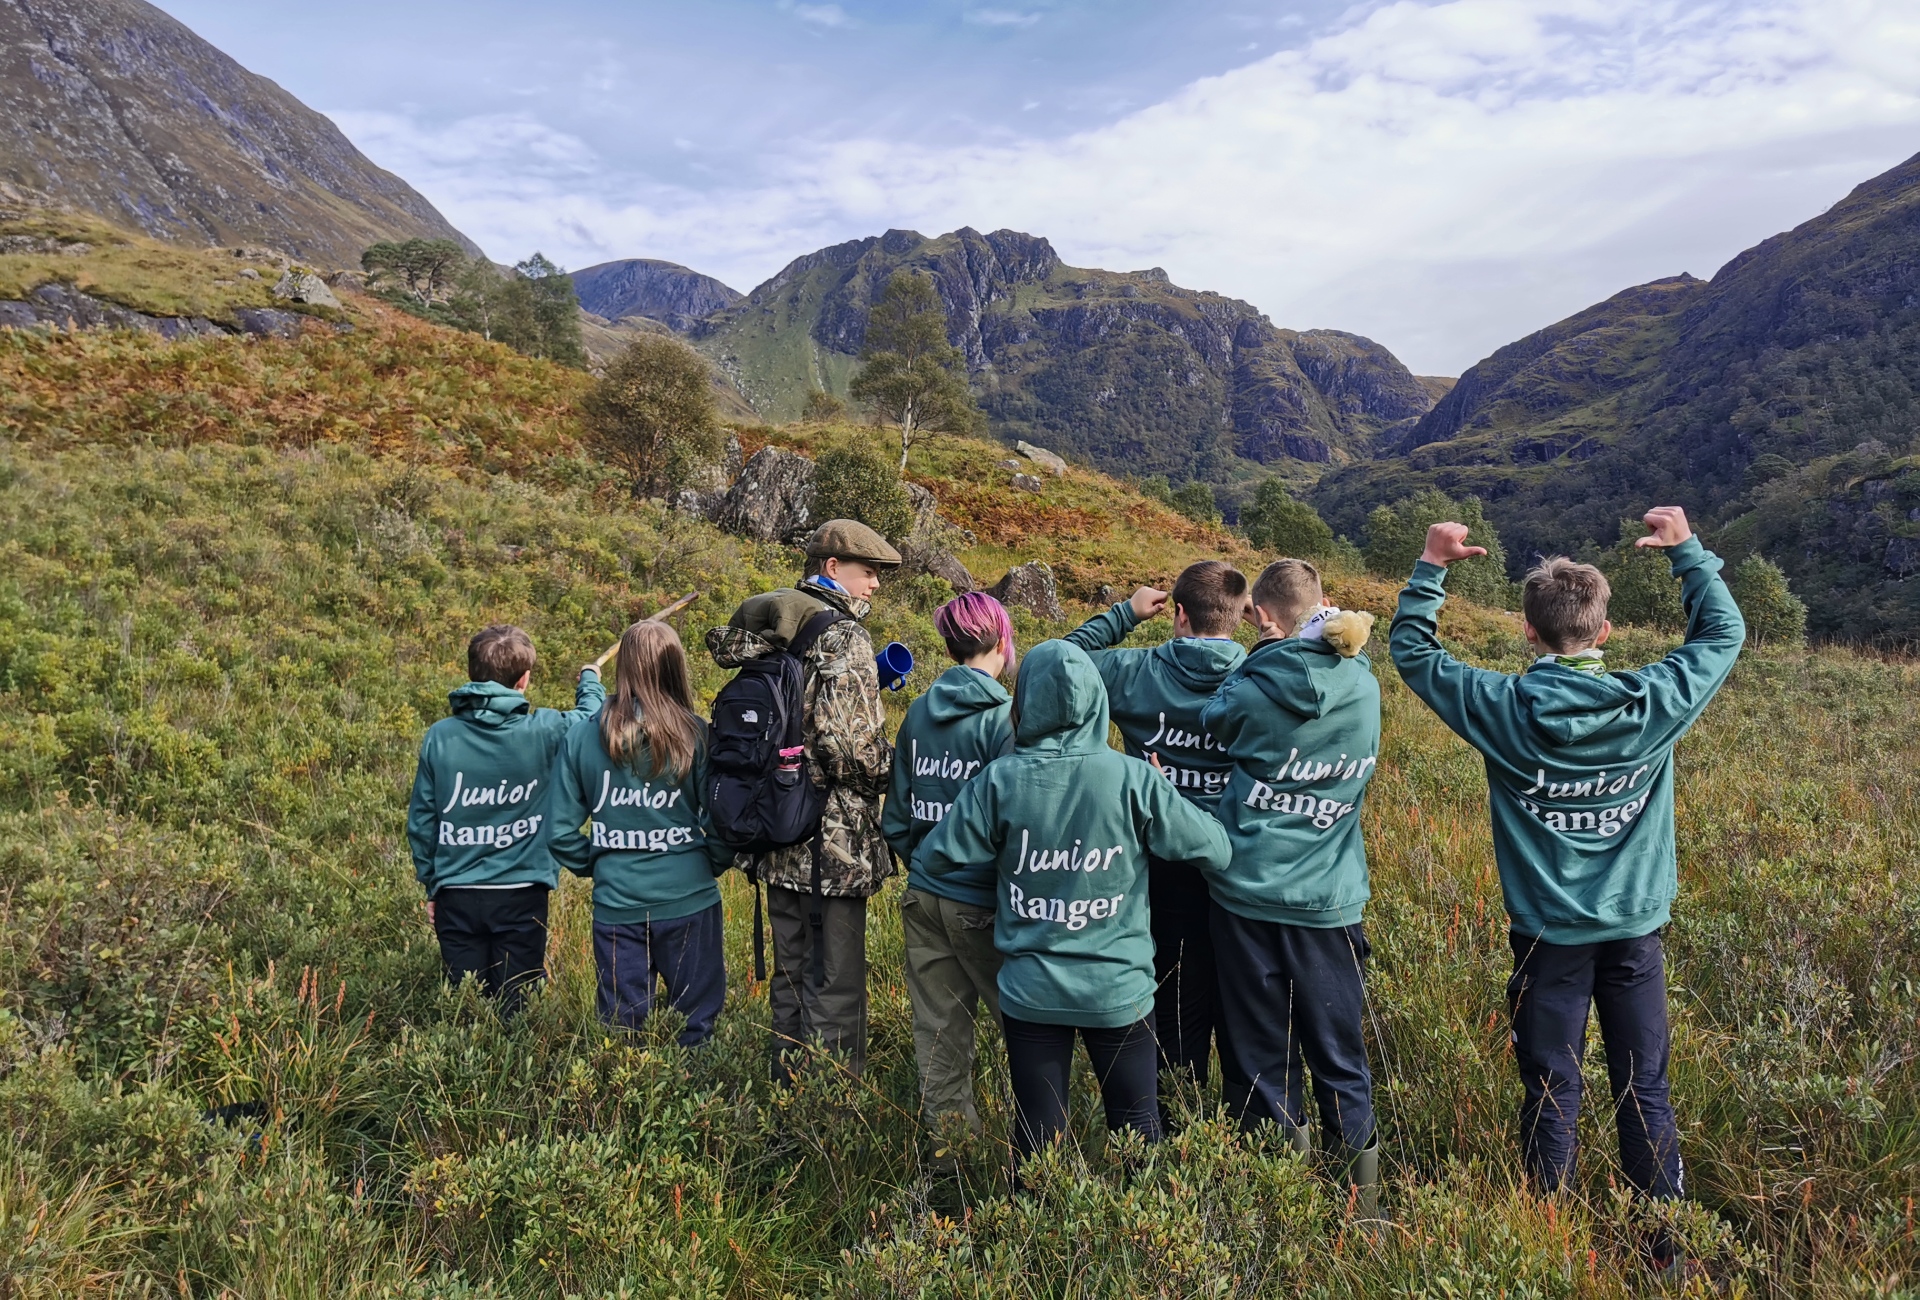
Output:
[1515, 662, 1649, 746]
[926, 663, 1011, 722]
[1156, 636, 1247, 692]
[1237, 635, 1365, 722]
[448, 680, 532, 728]
[1013, 640, 1109, 755]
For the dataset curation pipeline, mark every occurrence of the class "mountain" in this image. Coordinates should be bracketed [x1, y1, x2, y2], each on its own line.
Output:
[1313, 149, 1920, 642]
[573, 258, 743, 332]
[0, 0, 479, 267]
[690, 226, 1436, 499]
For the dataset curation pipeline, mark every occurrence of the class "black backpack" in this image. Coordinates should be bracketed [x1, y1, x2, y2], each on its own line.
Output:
[706, 606, 848, 981]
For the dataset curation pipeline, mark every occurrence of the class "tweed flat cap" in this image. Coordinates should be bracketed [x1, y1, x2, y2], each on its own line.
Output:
[805, 518, 902, 567]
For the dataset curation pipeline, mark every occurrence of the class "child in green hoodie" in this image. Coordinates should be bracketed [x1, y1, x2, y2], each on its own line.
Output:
[408, 624, 605, 1015]
[1064, 560, 1249, 1117]
[1391, 509, 1744, 1260]
[1198, 559, 1384, 1204]
[882, 592, 1016, 1134]
[913, 639, 1232, 1177]
[550, 620, 735, 1046]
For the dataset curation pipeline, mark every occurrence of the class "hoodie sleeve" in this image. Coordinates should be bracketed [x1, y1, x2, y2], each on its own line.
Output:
[546, 726, 594, 880]
[1390, 560, 1514, 752]
[913, 773, 1002, 885]
[1064, 601, 1141, 655]
[881, 709, 915, 865]
[1628, 538, 1746, 742]
[1138, 766, 1232, 871]
[406, 734, 438, 891]
[568, 667, 606, 721]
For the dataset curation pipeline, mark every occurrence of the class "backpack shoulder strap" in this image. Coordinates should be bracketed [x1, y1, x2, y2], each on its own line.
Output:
[787, 607, 851, 661]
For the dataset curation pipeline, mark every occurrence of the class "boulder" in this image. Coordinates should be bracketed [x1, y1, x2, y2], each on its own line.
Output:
[674, 434, 745, 521]
[897, 481, 978, 590]
[1094, 584, 1118, 606]
[922, 550, 977, 595]
[990, 562, 1065, 622]
[1011, 473, 1044, 494]
[1016, 440, 1068, 476]
[710, 446, 816, 543]
[998, 459, 1021, 470]
[272, 269, 341, 309]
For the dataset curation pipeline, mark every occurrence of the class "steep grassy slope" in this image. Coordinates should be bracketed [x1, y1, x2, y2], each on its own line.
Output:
[695, 226, 1436, 504]
[0, 262, 1915, 1293]
[1317, 151, 1920, 643]
[0, 0, 479, 266]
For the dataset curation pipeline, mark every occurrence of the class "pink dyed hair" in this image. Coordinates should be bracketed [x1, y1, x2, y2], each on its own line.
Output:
[935, 591, 1014, 664]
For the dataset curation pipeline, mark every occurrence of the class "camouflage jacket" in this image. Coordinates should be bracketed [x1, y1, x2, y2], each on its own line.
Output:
[707, 584, 895, 898]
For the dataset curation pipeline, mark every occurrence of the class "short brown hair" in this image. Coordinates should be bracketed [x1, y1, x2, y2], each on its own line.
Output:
[1523, 557, 1611, 651]
[1251, 559, 1323, 634]
[1171, 560, 1249, 637]
[468, 624, 537, 686]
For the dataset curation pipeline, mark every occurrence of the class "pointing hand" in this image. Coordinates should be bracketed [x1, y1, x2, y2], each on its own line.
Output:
[1130, 586, 1170, 620]
[1633, 506, 1693, 549]
[1419, 522, 1488, 567]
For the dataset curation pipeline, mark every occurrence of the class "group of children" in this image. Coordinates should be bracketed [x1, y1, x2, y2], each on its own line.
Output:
[408, 505, 1746, 1246]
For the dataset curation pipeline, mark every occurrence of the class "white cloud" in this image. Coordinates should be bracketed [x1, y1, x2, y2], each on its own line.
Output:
[783, 2, 852, 28]
[965, 9, 1042, 27]
[332, 0, 1920, 372]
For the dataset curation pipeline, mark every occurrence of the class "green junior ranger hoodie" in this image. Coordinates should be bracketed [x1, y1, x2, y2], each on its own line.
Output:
[407, 670, 605, 896]
[1198, 636, 1382, 927]
[1065, 601, 1246, 805]
[547, 714, 734, 925]
[883, 664, 1014, 908]
[912, 640, 1233, 1028]
[1390, 537, 1746, 945]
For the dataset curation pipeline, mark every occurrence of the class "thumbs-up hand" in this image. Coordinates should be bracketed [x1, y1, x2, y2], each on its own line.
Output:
[1419, 522, 1488, 567]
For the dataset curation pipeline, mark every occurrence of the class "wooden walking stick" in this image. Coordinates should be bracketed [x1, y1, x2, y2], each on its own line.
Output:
[590, 591, 702, 671]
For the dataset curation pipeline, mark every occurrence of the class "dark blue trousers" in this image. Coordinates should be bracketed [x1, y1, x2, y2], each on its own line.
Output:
[1507, 929, 1681, 1199]
[592, 902, 726, 1046]
[1211, 903, 1375, 1150]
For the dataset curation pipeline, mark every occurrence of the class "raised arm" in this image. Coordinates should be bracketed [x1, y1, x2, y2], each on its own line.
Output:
[563, 666, 605, 723]
[1063, 587, 1165, 654]
[406, 736, 438, 890]
[1625, 509, 1746, 741]
[1389, 522, 1511, 748]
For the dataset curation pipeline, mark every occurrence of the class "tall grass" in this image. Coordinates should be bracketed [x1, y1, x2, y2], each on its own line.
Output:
[0, 438, 1914, 1295]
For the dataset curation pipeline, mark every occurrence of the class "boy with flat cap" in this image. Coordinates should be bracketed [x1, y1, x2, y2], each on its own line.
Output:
[708, 518, 900, 1080]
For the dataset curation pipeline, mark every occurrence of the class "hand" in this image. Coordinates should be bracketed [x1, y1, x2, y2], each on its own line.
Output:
[1129, 586, 1170, 620]
[1633, 506, 1693, 549]
[425, 899, 436, 926]
[582, 662, 603, 677]
[1147, 751, 1166, 775]
[1419, 522, 1488, 567]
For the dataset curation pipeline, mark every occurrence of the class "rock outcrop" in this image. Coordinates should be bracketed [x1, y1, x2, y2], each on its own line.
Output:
[0, 282, 336, 339]
[709, 446, 816, 544]
[990, 562, 1064, 622]
[273, 270, 340, 309]
[0, 0, 482, 268]
[1015, 440, 1068, 475]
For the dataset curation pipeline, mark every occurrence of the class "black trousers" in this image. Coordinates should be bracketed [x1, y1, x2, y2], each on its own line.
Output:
[1149, 856, 1224, 1108]
[434, 885, 549, 1016]
[1211, 903, 1375, 1150]
[592, 901, 727, 1046]
[1507, 929, 1681, 1199]
[1002, 1015, 1162, 1163]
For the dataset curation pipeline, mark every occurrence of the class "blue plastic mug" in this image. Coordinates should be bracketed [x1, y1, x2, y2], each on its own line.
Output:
[875, 642, 914, 691]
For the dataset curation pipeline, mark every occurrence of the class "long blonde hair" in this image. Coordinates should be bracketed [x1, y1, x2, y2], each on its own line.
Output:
[599, 620, 702, 781]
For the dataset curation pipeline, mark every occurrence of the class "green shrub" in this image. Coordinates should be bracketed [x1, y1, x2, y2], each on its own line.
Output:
[1729, 553, 1808, 645]
[1599, 520, 1685, 631]
[1168, 480, 1220, 526]
[1241, 478, 1336, 557]
[811, 441, 915, 545]
[1364, 488, 1511, 606]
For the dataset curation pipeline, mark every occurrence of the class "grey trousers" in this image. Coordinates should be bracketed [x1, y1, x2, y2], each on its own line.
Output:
[767, 884, 868, 1079]
[900, 887, 1003, 1128]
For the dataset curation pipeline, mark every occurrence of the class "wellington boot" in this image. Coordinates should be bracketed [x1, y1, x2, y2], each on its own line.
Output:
[1331, 1138, 1383, 1221]
[1281, 1119, 1313, 1159]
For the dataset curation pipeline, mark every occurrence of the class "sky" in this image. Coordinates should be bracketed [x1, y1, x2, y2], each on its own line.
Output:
[160, 0, 1920, 375]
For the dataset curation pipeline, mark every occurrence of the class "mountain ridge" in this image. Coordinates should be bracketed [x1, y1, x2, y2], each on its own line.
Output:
[0, 0, 480, 267]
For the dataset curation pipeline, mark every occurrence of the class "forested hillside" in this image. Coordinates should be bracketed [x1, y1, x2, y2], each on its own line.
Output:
[1316, 150, 1920, 643]
[0, 215, 1916, 1295]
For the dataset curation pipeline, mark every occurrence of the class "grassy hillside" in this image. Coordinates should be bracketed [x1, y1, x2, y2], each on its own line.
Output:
[0, 270, 1916, 1294]
[1315, 151, 1920, 644]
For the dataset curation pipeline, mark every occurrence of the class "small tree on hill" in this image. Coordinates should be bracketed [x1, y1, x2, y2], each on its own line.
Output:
[1366, 489, 1511, 605]
[802, 389, 848, 422]
[1600, 520, 1685, 631]
[1729, 553, 1807, 646]
[1242, 479, 1335, 557]
[1170, 481, 1220, 526]
[362, 238, 465, 307]
[581, 336, 721, 499]
[811, 442, 915, 546]
[511, 254, 586, 368]
[849, 270, 980, 470]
